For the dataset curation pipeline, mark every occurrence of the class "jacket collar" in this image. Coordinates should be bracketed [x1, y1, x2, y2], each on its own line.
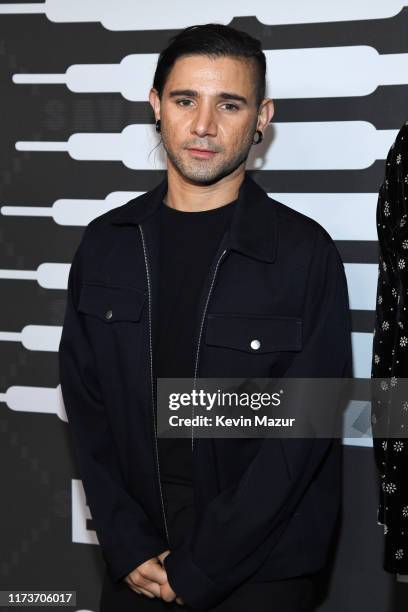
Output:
[109, 172, 277, 263]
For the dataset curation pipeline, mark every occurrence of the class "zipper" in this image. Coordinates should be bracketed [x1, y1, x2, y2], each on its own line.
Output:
[138, 224, 170, 545]
[192, 248, 228, 451]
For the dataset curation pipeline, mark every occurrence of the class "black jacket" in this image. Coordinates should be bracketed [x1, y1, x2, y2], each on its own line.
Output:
[58, 172, 353, 609]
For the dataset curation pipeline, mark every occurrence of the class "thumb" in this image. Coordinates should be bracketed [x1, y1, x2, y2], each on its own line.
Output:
[157, 549, 171, 565]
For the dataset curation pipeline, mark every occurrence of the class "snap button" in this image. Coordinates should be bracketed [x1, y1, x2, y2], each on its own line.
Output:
[250, 339, 261, 350]
[105, 309, 113, 320]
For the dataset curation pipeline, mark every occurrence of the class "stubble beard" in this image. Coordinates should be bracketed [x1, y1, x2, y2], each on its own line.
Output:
[161, 131, 255, 186]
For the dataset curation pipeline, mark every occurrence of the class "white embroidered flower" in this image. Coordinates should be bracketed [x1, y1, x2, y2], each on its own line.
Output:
[398, 320, 403, 328]
[400, 336, 408, 347]
[374, 354, 380, 364]
[405, 174, 408, 184]
[391, 376, 398, 387]
[382, 440, 388, 450]
[398, 258, 406, 269]
[400, 218, 406, 227]
[380, 380, 389, 391]
[385, 482, 397, 494]
[384, 524, 388, 535]
[395, 549, 404, 560]
[384, 202, 390, 216]
[402, 506, 408, 518]
[383, 260, 388, 271]
[393, 441, 404, 452]
[378, 295, 383, 304]
[382, 321, 390, 331]
[392, 287, 398, 297]
[396, 153, 402, 164]
[371, 413, 377, 424]
[403, 239, 408, 249]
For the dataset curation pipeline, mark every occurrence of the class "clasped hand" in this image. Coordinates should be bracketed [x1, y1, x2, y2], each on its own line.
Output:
[124, 549, 184, 604]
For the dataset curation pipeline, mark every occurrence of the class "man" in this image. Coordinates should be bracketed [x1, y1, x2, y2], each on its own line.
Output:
[59, 23, 352, 611]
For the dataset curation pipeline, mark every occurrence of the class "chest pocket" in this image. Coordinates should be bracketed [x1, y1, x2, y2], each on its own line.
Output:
[205, 313, 302, 353]
[77, 283, 146, 322]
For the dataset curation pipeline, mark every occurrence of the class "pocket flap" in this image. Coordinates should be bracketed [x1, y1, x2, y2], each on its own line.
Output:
[77, 283, 146, 322]
[205, 313, 302, 353]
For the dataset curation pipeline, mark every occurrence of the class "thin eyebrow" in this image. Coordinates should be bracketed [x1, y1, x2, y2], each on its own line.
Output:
[168, 89, 248, 105]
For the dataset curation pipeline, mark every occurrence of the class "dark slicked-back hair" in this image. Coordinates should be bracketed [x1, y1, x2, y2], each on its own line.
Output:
[152, 23, 266, 107]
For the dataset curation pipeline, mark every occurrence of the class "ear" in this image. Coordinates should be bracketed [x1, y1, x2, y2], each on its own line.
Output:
[149, 87, 161, 121]
[257, 98, 274, 132]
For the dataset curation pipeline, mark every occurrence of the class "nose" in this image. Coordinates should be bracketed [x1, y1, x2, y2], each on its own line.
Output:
[190, 102, 217, 138]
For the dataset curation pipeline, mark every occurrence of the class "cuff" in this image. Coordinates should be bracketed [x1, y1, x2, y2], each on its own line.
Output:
[163, 538, 230, 610]
[107, 538, 168, 584]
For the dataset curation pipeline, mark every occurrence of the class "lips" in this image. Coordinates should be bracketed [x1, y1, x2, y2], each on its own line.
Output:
[187, 148, 217, 158]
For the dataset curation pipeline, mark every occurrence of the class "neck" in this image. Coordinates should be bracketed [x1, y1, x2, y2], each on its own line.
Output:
[163, 162, 245, 212]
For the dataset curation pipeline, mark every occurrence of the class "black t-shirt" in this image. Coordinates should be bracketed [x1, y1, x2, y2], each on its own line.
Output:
[154, 196, 237, 544]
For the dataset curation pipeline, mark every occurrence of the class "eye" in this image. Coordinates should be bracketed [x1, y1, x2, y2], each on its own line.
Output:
[176, 99, 193, 106]
[175, 99, 239, 111]
[222, 103, 239, 111]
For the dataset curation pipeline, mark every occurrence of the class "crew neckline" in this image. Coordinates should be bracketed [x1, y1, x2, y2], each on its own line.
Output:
[160, 198, 237, 215]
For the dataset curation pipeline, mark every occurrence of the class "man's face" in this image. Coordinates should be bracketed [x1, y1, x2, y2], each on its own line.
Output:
[152, 54, 262, 185]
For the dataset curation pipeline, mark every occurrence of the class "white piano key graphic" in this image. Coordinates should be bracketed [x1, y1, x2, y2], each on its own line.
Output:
[0, 263, 70, 289]
[15, 122, 398, 170]
[0, 325, 61, 351]
[0, 384, 67, 421]
[343, 436, 373, 447]
[271, 193, 378, 241]
[13, 47, 408, 100]
[72, 479, 99, 545]
[352, 332, 373, 379]
[0, 383, 374, 448]
[0, 0, 405, 28]
[0, 257, 380, 328]
[1, 192, 378, 238]
[342, 400, 373, 447]
[0, 325, 369, 384]
[0, 262, 377, 323]
[344, 264, 379, 311]
[1, 192, 140, 226]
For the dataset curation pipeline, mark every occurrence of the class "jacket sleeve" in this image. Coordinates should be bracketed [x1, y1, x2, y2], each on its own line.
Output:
[58, 226, 168, 583]
[164, 228, 353, 609]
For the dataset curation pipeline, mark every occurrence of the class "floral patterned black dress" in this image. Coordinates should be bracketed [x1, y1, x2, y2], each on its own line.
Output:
[371, 121, 408, 574]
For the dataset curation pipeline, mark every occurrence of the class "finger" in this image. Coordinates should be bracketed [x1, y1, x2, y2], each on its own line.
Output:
[128, 576, 162, 598]
[137, 570, 167, 588]
[126, 583, 156, 598]
[125, 574, 162, 598]
[160, 581, 177, 603]
[137, 580, 161, 598]
[138, 562, 168, 585]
